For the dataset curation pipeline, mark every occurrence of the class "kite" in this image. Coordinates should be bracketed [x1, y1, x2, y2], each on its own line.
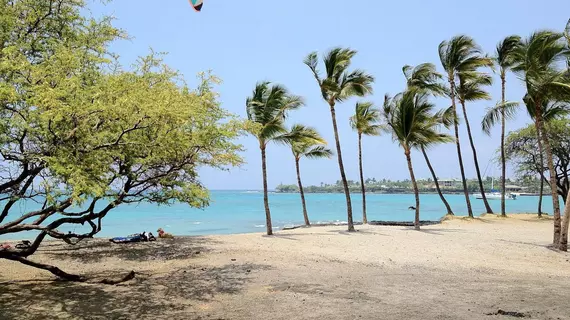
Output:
[189, 0, 204, 12]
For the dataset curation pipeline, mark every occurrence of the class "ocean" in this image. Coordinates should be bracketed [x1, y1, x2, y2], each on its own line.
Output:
[0, 191, 560, 240]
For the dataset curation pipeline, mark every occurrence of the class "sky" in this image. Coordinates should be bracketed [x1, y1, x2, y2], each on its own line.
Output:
[89, 0, 570, 190]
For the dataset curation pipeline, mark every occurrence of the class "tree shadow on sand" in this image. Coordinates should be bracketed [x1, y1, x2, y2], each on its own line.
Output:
[39, 236, 220, 263]
[0, 262, 271, 320]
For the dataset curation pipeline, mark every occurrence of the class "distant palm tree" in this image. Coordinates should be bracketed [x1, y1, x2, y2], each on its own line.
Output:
[457, 70, 495, 214]
[402, 63, 454, 216]
[304, 48, 375, 232]
[439, 35, 482, 218]
[511, 30, 570, 246]
[403, 63, 448, 96]
[480, 36, 522, 217]
[350, 101, 382, 224]
[383, 90, 453, 230]
[246, 81, 304, 235]
[402, 63, 454, 215]
[282, 125, 333, 226]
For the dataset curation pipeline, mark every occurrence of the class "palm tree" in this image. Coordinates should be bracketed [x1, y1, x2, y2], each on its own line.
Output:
[439, 35, 483, 218]
[282, 124, 333, 226]
[402, 63, 454, 215]
[304, 48, 375, 232]
[511, 30, 570, 246]
[246, 81, 304, 236]
[457, 71, 495, 214]
[482, 36, 522, 217]
[382, 90, 452, 230]
[561, 19, 570, 251]
[350, 101, 382, 224]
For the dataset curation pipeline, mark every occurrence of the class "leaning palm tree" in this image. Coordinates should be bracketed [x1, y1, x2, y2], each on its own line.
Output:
[511, 30, 570, 246]
[382, 90, 453, 230]
[457, 71, 495, 214]
[402, 63, 454, 215]
[282, 125, 333, 226]
[349, 101, 382, 224]
[439, 35, 484, 218]
[246, 81, 304, 236]
[403, 63, 448, 96]
[304, 48, 375, 232]
[480, 36, 522, 217]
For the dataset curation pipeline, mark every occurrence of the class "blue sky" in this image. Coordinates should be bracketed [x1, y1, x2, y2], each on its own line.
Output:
[90, 0, 569, 190]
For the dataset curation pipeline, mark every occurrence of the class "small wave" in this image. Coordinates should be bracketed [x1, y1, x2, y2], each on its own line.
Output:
[254, 225, 265, 228]
[243, 191, 260, 194]
[192, 222, 201, 225]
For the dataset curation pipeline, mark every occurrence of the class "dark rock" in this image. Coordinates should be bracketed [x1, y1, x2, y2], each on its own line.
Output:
[486, 310, 527, 318]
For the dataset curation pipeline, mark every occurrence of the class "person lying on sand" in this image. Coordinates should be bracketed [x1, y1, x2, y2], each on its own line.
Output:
[157, 228, 174, 239]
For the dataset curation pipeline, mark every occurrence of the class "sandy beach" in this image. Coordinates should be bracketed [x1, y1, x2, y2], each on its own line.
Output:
[1, 214, 570, 320]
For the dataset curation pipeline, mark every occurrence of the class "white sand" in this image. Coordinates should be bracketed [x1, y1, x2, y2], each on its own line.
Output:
[1, 214, 569, 319]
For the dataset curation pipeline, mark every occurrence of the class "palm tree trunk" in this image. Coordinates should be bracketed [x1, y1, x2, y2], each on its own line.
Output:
[559, 191, 570, 251]
[260, 145, 273, 236]
[500, 73, 507, 217]
[535, 100, 561, 245]
[421, 146, 454, 216]
[329, 103, 355, 232]
[358, 133, 367, 224]
[459, 99, 494, 214]
[295, 158, 310, 226]
[449, 80, 474, 217]
[536, 141, 545, 218]
[405, 148, 420, 230]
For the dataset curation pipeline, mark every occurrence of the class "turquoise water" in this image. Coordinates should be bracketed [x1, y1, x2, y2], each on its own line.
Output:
[0, 191, 561, 240]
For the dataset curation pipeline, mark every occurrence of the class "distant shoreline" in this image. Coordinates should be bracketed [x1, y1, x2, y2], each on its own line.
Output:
[272, 191, 546, 196]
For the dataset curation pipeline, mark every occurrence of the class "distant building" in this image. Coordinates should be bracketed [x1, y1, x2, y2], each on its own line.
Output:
[438, 178, 461, 189]
[505, 185, 524, 192]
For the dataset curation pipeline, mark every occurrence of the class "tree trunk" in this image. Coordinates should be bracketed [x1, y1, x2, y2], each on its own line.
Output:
[261, 144, 273, 236]
[329, 103, 355, 232]
[421, 146, 454, 216]
[358, 133, 367, 224]
[405, 148, 420, 230]
[538, 175, 544, 218]
[500, 73, 507, 217]
[559, 191, 570, 251]
[3, 254, 85, 281]
[459, 98, 493, 214]
[449, 79, 474, 217]
[3, 253, 136, 284]
[295, 158, 310, 226]
[535, 126, 545, 218]
[535, 100, 561, 245]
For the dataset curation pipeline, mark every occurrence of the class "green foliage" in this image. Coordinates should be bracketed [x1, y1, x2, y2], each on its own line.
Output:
[402, 63, 448, 96]
[279, 124, 332, 160]
[304, 47, 374, 104]
[0, 0, 243, 249]
[505, 119, 570, 199]
[495, 35, 522, 71]
[382, 89, 452, 151]
[245, 82, 304, 147]
[349, 101, 382, 136]
[511, 30, 570, 102]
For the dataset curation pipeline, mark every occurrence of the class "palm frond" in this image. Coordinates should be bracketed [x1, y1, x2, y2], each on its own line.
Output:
[246, 82, 304, 141]
[350, 101, 382, 136]
[481, 101, 520, 135]
[308, 47, 374, 104]
[496, 35, 522, 70]
[304, 52, 321, 85]
[303, 145, 334, 159]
